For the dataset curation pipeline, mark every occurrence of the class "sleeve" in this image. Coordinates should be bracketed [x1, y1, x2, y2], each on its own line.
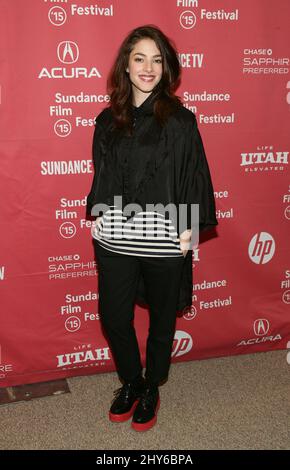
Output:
[85, 116, 106, 218]
[175, 113, 218, 236]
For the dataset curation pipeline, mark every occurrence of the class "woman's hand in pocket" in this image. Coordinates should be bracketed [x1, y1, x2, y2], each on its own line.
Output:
[180, 240, 190, 258]
[180, 230, 192, 257]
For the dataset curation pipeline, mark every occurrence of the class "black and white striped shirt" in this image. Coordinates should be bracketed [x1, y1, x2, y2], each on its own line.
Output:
[92, 206, 184, 257]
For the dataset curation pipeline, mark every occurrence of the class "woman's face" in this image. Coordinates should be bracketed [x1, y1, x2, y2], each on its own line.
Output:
[126, 38, 163, 100]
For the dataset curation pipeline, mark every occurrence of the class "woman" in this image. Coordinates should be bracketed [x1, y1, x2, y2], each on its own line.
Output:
[86, 25, 218, 432]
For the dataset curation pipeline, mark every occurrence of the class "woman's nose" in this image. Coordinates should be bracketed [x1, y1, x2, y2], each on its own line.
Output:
[144, 62, 153, 72]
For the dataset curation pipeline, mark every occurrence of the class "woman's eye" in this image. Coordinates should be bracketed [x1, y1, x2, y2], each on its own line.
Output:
[134, 58, 162, 63]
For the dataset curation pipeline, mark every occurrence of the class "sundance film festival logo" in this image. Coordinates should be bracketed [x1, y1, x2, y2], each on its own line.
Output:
[182, 305, 198, 320]
[59, 221, 77, 239]
[284, 206, 290, 220]
[47, 5, 67, 27]
[177, 1, 239, 29]
[248, 232, 275, 264]
[179, 9, 197, 30]
[46, 1, 114, 24]
[38, 41, 101, 79]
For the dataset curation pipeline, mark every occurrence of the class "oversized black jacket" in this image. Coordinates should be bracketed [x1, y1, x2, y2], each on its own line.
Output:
[86, 91, 218, 311]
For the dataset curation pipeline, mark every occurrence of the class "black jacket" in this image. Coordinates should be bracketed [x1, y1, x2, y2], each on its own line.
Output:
[86, 91, 218, 311]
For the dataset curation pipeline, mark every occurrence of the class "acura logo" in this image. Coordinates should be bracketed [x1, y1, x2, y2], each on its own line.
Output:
[38, 41, 101, 79]
[254, 319, 270, 336]
[57, 41, 79, 64]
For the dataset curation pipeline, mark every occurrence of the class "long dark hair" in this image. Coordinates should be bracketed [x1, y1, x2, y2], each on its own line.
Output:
[106, 24, 183, 135]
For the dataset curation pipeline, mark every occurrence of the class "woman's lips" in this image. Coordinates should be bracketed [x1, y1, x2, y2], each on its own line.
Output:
[139, 75, 155, 82]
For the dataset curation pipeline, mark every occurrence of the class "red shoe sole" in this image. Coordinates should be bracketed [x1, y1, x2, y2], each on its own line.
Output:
[109, 399, 139, 423]
[131, 398, 160, 432]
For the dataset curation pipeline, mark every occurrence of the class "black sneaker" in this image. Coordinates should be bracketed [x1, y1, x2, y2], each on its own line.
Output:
[131, 383, 160, 431]
[109, 376, 145, 422]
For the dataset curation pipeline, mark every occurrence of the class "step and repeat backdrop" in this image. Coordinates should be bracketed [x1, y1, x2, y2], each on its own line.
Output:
[0, 0, 289, 387]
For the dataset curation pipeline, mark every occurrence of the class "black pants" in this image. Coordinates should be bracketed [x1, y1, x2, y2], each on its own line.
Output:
[94, 241, 185, 385]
